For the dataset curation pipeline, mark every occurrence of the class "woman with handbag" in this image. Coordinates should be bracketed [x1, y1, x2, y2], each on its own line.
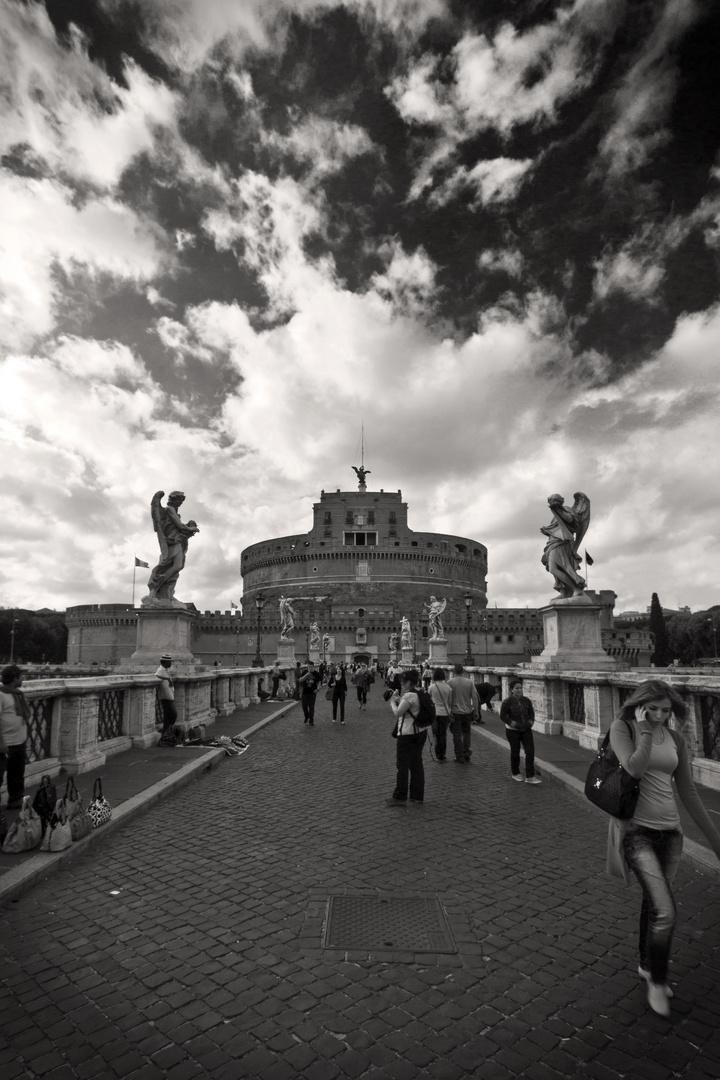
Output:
[608, 680, 720, 1017]
[428, 668, 452, 762]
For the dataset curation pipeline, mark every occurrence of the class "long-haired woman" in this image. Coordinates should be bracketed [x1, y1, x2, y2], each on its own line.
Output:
[608, 680, 720, 1016]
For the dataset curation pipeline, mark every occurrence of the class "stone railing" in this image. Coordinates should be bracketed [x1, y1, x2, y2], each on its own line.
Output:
[12, 667, 275, 788]
[470, 666, 720, 792]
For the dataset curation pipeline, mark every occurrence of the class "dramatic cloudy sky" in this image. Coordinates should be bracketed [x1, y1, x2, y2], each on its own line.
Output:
[1, 0, 719, 615]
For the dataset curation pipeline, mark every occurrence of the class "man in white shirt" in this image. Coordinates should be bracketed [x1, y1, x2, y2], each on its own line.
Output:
[155, 653, 177, 746]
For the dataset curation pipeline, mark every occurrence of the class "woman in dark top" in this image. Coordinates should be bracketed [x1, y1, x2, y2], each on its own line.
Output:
[500, 679, 540, 784]
[330, 665, 348, 724]
[607, 680, 720, 1017]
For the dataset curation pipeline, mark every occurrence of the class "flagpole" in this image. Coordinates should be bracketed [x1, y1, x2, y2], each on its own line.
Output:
[132, 561, 136, 607]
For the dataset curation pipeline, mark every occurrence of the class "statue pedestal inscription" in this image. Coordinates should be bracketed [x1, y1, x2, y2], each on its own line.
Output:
[277, 640, 296, 666]
[428, 638, 449, 664]
[130, 607, 197, 666]
[532, 596, 626, 674]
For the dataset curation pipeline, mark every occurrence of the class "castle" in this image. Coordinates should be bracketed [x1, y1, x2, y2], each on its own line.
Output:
[65, 478, 652, 668]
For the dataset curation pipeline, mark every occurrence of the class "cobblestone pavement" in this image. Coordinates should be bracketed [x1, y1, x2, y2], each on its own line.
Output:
[2, 690, 720, 1080]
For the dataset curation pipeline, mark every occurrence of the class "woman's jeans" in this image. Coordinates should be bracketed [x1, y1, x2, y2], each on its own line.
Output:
[623, 825, 683, 984]
[433, 715, 449, 760]
[393, 731, 427, 802]
[332, 691, 346, 721]
[505, 728, 535, 778]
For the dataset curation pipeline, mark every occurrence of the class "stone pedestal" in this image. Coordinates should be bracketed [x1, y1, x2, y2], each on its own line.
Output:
[309, 649, 321, 665]
[428, 638, 449, 664]
[277, 639, 296, 666]
[401, 647, 414, 667]
[130, 607, 197, 666]
[532, 595, 625, 673]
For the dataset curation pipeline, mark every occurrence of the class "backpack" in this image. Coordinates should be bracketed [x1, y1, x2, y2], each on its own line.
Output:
[413, 688, 436, 729]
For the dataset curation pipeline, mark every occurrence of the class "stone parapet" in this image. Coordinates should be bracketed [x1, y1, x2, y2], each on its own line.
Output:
[6, 668, 273, 787]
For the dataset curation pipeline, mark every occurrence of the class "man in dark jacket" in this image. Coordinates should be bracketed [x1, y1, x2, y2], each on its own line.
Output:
[500, 680, 541, 784]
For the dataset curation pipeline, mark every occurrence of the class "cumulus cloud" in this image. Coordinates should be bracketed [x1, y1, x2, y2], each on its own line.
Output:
[0, 173, 167, 350]
[263, 116, 375, 180]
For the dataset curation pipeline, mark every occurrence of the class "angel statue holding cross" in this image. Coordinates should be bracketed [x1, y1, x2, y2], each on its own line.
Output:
[540, 492, 591, 599]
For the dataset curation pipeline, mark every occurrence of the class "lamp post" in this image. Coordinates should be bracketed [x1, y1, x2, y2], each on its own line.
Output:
[252, 593, 265, 667]
[464, 592, 474, 665]
[306, 631, 310, 663]
[9, 611, 19, 664]
[707, 618, 718, 660]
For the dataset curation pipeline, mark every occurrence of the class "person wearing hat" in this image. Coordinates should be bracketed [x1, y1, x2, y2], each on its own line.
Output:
[156, 654, 177, 746]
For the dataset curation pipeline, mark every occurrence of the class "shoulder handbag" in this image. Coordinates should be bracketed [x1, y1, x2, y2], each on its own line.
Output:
[2, 796, 42, 853]
[32, 774, 57, 835]
[584, 719, 640, 820]
[40, 799, 73, 852]
[87, 778, 112, 829]
[64, 777, 93, 842]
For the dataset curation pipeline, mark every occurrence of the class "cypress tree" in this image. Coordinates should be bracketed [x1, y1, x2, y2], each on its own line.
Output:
[649, 593, 671, 666]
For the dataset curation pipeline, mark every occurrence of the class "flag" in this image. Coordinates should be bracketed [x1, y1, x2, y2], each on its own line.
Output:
[585, 550, 594, 566]
[135, 557, 149, 568]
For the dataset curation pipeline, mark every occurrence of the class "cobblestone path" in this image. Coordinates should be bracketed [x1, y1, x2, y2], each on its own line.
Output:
[2, 691, 720, 1079]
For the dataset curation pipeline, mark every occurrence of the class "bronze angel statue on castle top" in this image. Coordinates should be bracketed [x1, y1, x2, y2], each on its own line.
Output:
[540, 492, 590, 599]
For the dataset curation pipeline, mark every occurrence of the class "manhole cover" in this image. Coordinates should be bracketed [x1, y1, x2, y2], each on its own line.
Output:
[323, 895, 456, 953]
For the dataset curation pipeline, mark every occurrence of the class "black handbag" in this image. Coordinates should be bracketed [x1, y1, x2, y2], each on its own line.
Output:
[584, 719, 640, 819]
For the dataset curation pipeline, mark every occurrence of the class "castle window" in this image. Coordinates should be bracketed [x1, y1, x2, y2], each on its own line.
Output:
[368, 511, 375, 524]
[422, 627, 428, 638]
[508, 635, 514, 643]
[494, 635, 502, 643]
[455, 544, 466, 553]
[358, 608, 365, 618]
[474, 548, 480, 555]
[346, 510, 353, 524]
[427, 542, 433, 548]
[411, 541, 418, 547]
[324, 512, 332, 524]
[389, 511, 397, 524]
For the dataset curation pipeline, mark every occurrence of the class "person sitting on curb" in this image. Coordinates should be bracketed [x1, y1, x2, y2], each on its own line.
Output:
[500, 679, 540, 783]
[155, 654, 178, 747]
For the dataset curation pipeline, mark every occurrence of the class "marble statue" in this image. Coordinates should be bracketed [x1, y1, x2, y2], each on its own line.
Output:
[540, 492, 591, 598]
[388, 631, 398, 652]
[309, 622, 321, 649]
[352, 465, 371, 487]
[144, 490, 199, 607]
[400, 616, 412, 649]
[423, 596, 447, 639]
[279, 596, 297, 639]
[322, 633, 330, 652]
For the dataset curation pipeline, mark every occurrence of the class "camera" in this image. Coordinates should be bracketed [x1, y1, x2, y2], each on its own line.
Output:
[383, 689, 395, 702]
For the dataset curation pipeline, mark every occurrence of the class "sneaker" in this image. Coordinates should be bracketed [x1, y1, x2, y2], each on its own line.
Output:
[340, 721, 346, 725]
[525, 776, 542, 785]
[512, 774, 524, 782]
[409, 799, 424, 805]
[647, 981, 670, 1017]
[638, 966, 673, 997]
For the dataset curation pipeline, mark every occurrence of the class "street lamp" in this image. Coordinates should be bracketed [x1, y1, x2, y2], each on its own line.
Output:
[252, 593, 265, 667]
[464, 592, 474, 665]
[707, 618, 718, 660]
[9, 611, 19, 664]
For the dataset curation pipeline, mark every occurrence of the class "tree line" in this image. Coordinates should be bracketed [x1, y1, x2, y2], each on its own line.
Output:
[0, 609, 68, 665]
[616, 594, 720, 667]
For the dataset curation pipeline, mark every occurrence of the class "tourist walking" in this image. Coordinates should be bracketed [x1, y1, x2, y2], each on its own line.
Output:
[448, 664, 479, 764]
[500, 680, 540, 783]
[0, 664, 29, 809]
[330, 665, 348, 724]
[155, 653, 178, 746]
[607, 680, 720, 1017]
[269, 661, 284, 699]
[352, 663, 371, 710]
[299, 661, 322, 725]
[388, 669, 427, 805]
[428, 667, 452, 762]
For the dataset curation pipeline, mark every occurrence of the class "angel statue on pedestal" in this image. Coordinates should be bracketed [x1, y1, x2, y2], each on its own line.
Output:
[279, 596, 296, 640]
[352, 465, 371, 488]
[309, 622, 321, 649]
[423, 596, 447, 639]
[144, 491, 200, 607]
[400, 616, 412, 650]
[540, 492, 591, 599]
